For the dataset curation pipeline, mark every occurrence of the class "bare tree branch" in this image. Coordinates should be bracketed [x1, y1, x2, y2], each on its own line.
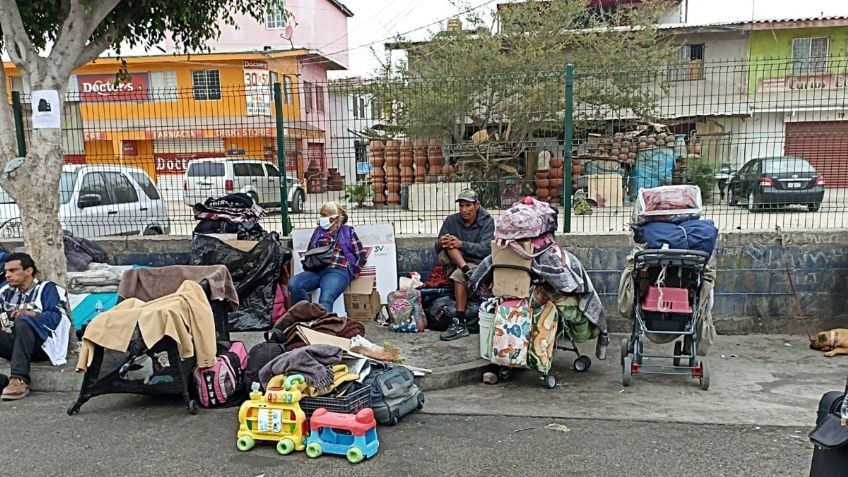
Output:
[0, 0, 36, 67]
[73, 13, 135, 70]
[50, 0, 122, 79]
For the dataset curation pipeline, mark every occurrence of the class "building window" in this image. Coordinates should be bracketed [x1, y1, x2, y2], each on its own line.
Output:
[150, 70, 178, 101]
[192, 70, 221, 101]
[267, 3, 287, 29]
[315, 85, 325, 112]
[352, 96, 367, 119]
[304, 81, 314, 111]
[669, 44, 704, 81]
[283, 76, 294, 104]
[792, 37, 829, 75]
[370, 99, 382, 120]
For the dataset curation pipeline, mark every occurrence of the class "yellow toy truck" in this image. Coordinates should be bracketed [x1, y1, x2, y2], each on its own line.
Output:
[236, 374, 308, 455]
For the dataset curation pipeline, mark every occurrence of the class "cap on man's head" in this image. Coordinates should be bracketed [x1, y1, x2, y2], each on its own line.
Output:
[455, 189, 479, 203]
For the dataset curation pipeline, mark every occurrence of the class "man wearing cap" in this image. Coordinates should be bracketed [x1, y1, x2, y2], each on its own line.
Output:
[435, 189, 495, 341]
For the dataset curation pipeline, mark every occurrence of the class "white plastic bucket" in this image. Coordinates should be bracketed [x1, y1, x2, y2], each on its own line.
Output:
[479, 309, 496, 360]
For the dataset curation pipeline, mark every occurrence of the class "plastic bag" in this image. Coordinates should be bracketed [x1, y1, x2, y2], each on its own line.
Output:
[190, 233, 291, 331]
[633, 185, 702, 224]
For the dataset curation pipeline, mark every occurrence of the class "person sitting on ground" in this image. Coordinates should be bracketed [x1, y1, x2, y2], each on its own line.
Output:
[435, 189, 495, 341]
[289, 202, 367, 313]
[0, 253, 71, 400]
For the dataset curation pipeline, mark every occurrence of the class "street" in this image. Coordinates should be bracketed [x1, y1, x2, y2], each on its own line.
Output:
[0, 391, 813, 477]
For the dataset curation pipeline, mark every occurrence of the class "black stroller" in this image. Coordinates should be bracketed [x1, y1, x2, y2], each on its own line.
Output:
[620, 249, 712, 390]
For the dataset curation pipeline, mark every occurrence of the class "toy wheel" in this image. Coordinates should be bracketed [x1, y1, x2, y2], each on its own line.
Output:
[306, 442, 323, 459]
[236, 435, 255, 452]
[673, 341, 682, 367]
[574, 355, 591, 372]
[543, 374, 556, 389]
[620, 337, 629, 365]
[346, 446, 365, 464]
[188, 399, 199, 415]
[699, 360, 711, 391]
[277, 438, 296, 455]
[67, 401, 81, 416]
[498, 367, 512, 381]
[622, 357, 632, 387]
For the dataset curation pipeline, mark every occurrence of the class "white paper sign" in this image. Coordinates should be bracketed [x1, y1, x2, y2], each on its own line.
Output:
[243, 60, 271, 116]
[31, 90, 61, 129]
[292, 223, 398, 317]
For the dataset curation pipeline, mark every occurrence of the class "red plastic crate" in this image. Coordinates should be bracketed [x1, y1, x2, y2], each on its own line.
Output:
[642, 286, 692, 314]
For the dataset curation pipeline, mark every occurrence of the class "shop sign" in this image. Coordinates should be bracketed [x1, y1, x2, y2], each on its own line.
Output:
[758, 74, 848, 93]
[78, 73, 149, 102]
[154, 152, 224, 174]
[244, 60, 271, 116]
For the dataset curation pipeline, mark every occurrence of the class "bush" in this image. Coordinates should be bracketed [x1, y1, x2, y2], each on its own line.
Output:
[683, 158, 716, 202]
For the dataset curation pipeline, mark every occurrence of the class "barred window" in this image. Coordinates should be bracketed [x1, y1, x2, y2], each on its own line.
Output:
[792, 37, 829, 75]
[267, 3, 287, 29]
[668, 44, 704, 81]
[192, 70, 221, 101]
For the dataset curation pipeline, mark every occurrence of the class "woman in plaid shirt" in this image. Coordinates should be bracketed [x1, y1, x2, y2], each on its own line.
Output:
[289, 202, 367, 312]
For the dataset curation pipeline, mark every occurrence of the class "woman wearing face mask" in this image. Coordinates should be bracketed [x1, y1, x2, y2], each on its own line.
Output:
[288, 202, 367, 312]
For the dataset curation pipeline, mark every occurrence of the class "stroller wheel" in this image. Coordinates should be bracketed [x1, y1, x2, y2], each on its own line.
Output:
[188, 399, 200, 415]
[543, 374, 557, 389]
[67, 401, 81, 416]
[622, 356, 633, 387]
[698, 360, 711, 391]
[498, 367, 512, 381]
[574, 355, 591, 372]
[620, 337, 630, 365]
[673, 341, 682, 367]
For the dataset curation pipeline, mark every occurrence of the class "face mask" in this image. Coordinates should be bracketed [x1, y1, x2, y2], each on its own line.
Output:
[318, 216, 333, 230]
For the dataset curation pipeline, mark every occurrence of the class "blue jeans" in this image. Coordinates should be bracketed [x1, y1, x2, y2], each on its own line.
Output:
[288, 268, 352, 312]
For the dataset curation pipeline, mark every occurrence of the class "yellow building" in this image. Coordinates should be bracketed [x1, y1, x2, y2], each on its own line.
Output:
[4, 49, 330, 190]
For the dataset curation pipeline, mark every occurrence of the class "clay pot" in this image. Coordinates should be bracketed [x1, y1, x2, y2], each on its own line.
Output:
[549, 168, 564, 179]
[549, 158, 564, 168]
[536, 170, 550, 180]
[385, 157, 400, 167]
[536, 188, 550, 197]
[619, 154, 628, 162]
[550, 178, 564, 188]
[443, 164, 455, 179]
[536, 179, 550, 188]
[639, 141, 648, 149]
[628, 152, 637, 160]
[572, 163, 583, 175]
[610, 148, 620, 156]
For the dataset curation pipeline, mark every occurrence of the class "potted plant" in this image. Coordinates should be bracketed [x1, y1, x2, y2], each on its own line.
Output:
[344, 183, 371, 208]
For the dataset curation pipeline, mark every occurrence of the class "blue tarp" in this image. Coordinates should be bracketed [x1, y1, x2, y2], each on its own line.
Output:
[630, 147, 675, 201]
[71, 293, 119, 331]
[640, 219, 719, 256]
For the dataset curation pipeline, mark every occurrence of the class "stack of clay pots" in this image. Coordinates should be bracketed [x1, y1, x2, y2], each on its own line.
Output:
[306, 159, 324, 194]
[369, 140, 386, 207]
[548, 157, 564, 205]
[427, 139, 443, 181]
[571, 159, 584, 193]
[385, 140, 401, 205]
[399, 141, 414, 185]
[413, 140, 428, 182]
[609, 132, 638, 166]
[326, 168, 344, 191]
[535, 169, 550, 202]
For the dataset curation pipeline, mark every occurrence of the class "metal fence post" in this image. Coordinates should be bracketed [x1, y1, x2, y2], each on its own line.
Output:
[273, 82, 291, 235]
[11, 91, 26, 157]
[562, 64, 574, 234]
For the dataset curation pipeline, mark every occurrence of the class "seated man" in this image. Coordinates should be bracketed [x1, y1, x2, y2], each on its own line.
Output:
[435, 189, 495, 341]
[0, 253, 71, 400]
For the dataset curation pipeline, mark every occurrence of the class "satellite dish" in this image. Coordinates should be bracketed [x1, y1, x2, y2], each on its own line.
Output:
[282, 24, 294, 40]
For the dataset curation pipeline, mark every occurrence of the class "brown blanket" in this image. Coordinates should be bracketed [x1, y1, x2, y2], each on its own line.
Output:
[118, 265, 239, 309]
[273, 300, 328, 331]
[77, 280, 218, 371]
[274, 300, 365, 350]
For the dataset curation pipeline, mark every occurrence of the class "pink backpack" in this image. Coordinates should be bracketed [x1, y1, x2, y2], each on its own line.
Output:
[193, 341, 249, 408]
[495, 197, 558, 241]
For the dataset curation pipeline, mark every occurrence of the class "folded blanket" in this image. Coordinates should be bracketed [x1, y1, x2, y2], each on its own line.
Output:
[118, 265, 239, 309]
[258, 344, 343, 393]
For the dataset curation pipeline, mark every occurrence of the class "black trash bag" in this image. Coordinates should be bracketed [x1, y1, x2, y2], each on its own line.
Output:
[190, 233, 292, 331]
[425, 295, 480, 332]
[194, 220, 238, 235]
[237, 221, 270, 241]
[64, 231, 108, 272]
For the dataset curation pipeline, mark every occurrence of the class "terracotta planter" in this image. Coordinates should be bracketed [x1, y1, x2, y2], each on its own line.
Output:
[549, 158, 564, 168]
[536, 179, 550, 188]
[549, 168, 564, 179]
[536, 170, 550, 180]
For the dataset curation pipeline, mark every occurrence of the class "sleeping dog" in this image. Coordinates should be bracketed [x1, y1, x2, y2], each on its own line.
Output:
[809, 329, 848, 357]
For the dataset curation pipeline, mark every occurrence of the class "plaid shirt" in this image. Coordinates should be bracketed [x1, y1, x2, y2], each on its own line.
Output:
[315, 229, 367, 275]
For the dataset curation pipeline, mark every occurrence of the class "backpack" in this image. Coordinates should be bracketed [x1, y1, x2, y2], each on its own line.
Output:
[362, 364, 424, 426]
[193, 341, 248, 408]
[242, 329, 287, 394]
[494, 197, 558, 241]
[387, 288, 426, 333]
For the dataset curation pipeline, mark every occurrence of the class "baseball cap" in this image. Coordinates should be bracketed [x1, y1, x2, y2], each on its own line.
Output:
[455, 189, 479, 203]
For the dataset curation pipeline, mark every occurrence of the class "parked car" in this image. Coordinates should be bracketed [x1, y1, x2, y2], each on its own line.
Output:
[182, 158, 306, 213]
[727, 157, 825, 212]
[0, 164, 171, 239]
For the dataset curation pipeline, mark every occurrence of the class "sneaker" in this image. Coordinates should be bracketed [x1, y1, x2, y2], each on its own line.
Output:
[1, 377, 29, 400]
[439, 317, 469, 341]
[595, 333, 609, 360]
[464, 268, 474, 284]
[482, 372, 498, 385]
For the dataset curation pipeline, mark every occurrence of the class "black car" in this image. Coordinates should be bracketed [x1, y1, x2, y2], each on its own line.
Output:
[727, 157, 825, 212]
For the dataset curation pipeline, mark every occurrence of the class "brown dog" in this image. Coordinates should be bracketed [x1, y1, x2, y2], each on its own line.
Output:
[809, 329, 848, 357]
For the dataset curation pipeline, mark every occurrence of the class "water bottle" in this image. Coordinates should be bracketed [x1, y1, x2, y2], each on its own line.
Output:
[94, 300, 104, 315]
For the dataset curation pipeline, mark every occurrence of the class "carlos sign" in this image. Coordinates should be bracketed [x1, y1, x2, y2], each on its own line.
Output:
[758, 74, 848, 93]
[78, 74, 150, 102]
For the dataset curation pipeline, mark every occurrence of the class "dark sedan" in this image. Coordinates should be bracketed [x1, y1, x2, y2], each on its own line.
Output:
[727, 157, 825, 212]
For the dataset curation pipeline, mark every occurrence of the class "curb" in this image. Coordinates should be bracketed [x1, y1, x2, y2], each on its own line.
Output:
[415, 360, 489, 392]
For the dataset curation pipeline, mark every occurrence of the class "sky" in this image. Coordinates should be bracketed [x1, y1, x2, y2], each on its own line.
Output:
[331, 0, 848, 78]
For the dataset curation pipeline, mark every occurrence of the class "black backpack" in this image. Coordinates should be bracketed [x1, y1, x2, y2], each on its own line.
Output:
[362, 363, 424, 425]
[243, 329, 286, 393]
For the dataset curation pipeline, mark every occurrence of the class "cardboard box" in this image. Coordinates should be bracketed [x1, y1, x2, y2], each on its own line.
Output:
[344, 276, 381, 320]
[492, 240, 532, 298]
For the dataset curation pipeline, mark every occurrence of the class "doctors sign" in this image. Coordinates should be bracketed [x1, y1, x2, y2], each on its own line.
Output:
[154, 152, 225, 174]
[243, 60, 271, 116]
[78, 74, 150, 102]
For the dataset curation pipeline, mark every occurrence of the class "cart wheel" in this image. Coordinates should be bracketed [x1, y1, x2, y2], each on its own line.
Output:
[699, 360, 711, 391]
[543, 374, 557, 389]
[347, 446, 365, 464]
[306, 442, 323, 459]
[634, 340, 643, 365]
[620, 337, 630, 365]
[498, 367, 512, 381]
[622, 357, 633, 387]
[673, 341, 682, 367]
[188, 399, 199, 415]
[277, 438, 296, 455]
[236, 435, 255, 452]
[67, 401, 81, 416]
[574, 355, 591, 372]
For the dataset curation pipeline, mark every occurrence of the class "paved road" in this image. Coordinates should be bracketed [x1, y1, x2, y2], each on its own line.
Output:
[0, 392, 813, 477]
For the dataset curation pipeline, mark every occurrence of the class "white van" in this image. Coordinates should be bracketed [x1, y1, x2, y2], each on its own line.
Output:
[182, 158, 306, 213]
[0, 165, 170, 239]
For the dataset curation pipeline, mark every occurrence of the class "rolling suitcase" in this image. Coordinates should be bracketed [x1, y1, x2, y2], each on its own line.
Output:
[809, 385, 848, 476]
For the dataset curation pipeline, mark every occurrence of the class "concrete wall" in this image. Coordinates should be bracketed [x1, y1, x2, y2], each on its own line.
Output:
[26, 229, 847, 334]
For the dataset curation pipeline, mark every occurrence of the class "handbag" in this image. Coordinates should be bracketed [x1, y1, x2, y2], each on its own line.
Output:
[301, 237, 335, 272]
[809, 377, 848, 449]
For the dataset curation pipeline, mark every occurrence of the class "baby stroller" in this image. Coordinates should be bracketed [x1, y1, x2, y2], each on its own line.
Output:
[620, 248, 711, 390]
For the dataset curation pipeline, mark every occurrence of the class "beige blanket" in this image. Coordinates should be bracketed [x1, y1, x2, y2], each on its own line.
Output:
[77, 280, 217, 371]
[118, 265, 238, 310]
